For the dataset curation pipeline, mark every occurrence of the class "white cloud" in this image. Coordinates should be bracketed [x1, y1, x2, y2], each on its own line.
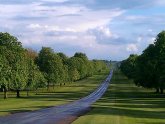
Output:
[147, 29, 153, 32]
[97, 26, 113, 37]
[27, 24, 41, 29]
[148, 37, 156, 44]
[137, 37, 142, 42]
[1, 0, 164, 60]
[126, 44, 138, 52]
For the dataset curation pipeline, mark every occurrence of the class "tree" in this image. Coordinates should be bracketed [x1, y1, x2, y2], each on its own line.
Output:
[93, 60, 108, 73]
[10, 53, 29, 98]
[121, 31, 165, 94]
[0, 32, 28, 98]
[154, 31, 165, 93]
[74, 53, 89, 79]
[69, 68, 80, 82]
[33, 70, 47, 95]
[66, 57, 80, 81]
[134, 45, 158, 91]
[120, 54, 138, 79]
[57, 52, 69, 85]
[57, 52, 68, 64]
[0, 54, 11, 99]
[37, 47, 66, 90]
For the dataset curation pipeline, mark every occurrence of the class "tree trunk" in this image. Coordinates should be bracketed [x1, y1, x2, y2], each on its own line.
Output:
[156, 88, 159, 93]
[47, 82, 50, 91]
[160, 88, 164, 94]
[27, 89, 29, 97]
[35, 89, 38, 95]
[4, 88, 8, 99]
[16, 90, 20, 98]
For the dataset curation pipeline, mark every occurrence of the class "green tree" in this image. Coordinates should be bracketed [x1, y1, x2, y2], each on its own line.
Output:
[0, 54, 11, 99]
[37, 47, 65, 90]
[70, 68, 80, 82]
[154, 31, 165, 93]
[0, 32, 27, 98]
[121, 31, 165, 94]
[134, 45, 158, 92]
[10, 53, 29, 98]
[74, 53, 89, 79]
[57, 52, 69, 85]
[67, 57, 80, 81]
[120, 54, 138, 79]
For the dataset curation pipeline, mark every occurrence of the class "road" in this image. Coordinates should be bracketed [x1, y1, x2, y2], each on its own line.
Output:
[0, 70, 113, 124]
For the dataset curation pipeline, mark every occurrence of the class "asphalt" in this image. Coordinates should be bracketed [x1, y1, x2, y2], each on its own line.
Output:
[0, 70, 113, 124]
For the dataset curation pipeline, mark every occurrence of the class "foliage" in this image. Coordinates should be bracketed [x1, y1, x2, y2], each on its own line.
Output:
[120, 31, 165, 94]
[0, 32, 109, 98]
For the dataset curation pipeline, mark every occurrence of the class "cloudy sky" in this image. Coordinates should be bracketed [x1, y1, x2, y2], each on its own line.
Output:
[0, 0, 165, 60]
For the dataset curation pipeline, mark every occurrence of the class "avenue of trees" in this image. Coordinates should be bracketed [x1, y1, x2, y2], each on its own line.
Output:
[0, 32, 108, 99]
[120, 31, 165, 94]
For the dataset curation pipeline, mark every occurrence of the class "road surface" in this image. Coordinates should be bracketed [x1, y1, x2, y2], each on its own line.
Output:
[0, 70, 113, 124]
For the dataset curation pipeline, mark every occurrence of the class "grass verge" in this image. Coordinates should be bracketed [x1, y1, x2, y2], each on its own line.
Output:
[73, 70, 165, 124]
[0, 71, 109, 116]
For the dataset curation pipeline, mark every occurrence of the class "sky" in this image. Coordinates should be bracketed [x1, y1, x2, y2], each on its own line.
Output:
[0, 0, 165, 60]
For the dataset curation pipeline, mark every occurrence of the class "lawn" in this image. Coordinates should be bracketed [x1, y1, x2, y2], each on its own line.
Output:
[0, 71, 109, 116]
[73, 70, 165, 124]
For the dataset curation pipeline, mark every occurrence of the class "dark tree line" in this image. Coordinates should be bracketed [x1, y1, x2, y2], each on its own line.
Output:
[0, 32, 108, 99]
[120, 31, 165, 94]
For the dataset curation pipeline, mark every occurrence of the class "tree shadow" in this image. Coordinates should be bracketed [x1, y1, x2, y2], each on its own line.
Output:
[85, 72, 165, 122]
[89, 106, 165, 119]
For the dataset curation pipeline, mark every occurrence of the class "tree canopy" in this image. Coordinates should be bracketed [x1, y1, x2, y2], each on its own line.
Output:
[0, 32, 109, 98]
[120, 31, 165, 94]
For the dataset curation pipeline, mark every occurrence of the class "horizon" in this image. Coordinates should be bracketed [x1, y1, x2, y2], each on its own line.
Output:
[1, 0, 165, 61]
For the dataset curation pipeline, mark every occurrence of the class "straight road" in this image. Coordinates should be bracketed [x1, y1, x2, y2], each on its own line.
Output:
[0, 70, 113, 124]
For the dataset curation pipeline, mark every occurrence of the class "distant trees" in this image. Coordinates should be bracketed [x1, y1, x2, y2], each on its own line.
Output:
[0, 32, 108, 99]
[36, 47, 65, 90]
[120, 54, 138, 79]
[120, 31, 165, 94]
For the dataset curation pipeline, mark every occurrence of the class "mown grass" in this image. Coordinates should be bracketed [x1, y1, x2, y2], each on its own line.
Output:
[0, 71, 109, 116]
[73, 70, 165, 124]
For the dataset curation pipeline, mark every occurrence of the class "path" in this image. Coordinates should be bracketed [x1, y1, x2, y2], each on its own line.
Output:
[0, 70, 113, 124]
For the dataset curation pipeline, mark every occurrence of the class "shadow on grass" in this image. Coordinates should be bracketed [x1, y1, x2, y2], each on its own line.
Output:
[0, 105, 55, 114]
[89, 106, 165, 119]
[0, 90, 93, 115]
[17, 91, 91, 102]
[85, 71, 165, 122]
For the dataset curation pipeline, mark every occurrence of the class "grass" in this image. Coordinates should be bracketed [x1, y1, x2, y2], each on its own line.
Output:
[0, 71, 109, 116]
[73, 70, 165, 124]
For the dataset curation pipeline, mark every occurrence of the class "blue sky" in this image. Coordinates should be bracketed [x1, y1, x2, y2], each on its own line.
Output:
[1, 0, 165, 60]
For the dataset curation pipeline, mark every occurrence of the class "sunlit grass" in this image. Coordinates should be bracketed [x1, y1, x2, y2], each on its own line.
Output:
[0, 71, 109, 116]
[73, 70, 165, 124]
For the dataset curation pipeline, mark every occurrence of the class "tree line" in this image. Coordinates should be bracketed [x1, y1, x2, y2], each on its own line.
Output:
[0, 32, 108, 99]
[120, 31, 165, 94]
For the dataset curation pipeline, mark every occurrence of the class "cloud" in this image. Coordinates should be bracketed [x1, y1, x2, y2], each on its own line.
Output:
[27, 24, 42, 29]
[0, 0, 39, 5]
[39, 0, 165, 11]
[57, 14, 81, 17]
[126, 44, 138, 52]
[0, 0, 165, 60]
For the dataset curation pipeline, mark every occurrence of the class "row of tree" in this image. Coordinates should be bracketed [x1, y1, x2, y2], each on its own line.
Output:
[0, 32, 108, 99]
[120, 31, 165, 94]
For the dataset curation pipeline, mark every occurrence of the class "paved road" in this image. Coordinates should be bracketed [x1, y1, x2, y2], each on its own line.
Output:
[0, 70, 113, 124]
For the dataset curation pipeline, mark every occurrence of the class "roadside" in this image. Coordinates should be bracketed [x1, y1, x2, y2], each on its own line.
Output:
[0, 70, 112, 124]
[73, 70, 165, 124]
[0, 70, 109, 116]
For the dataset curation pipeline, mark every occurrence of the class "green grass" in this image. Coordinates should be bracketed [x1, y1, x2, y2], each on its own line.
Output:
[73, 70, 165, 124]
[0, 71, 109, 116]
